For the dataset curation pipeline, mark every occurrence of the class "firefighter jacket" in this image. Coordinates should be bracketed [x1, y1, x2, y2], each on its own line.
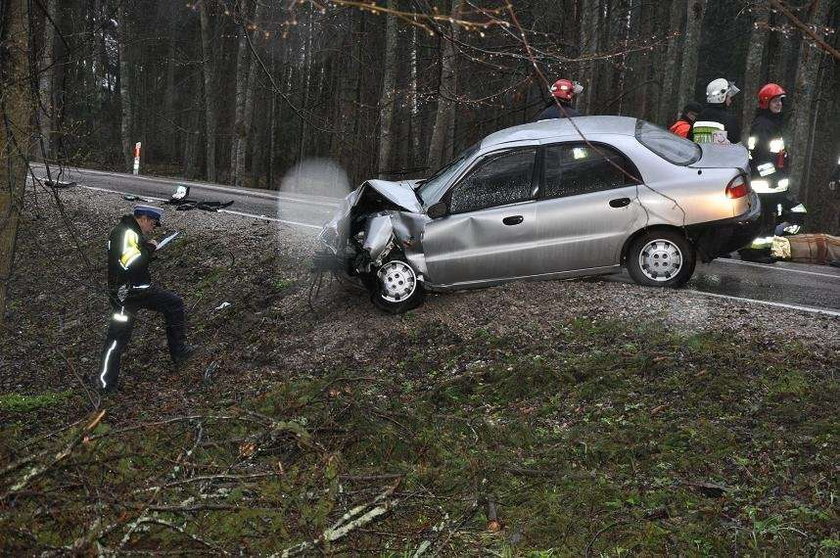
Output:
[693, 103, 741, 145]
[748, 110, 789, 194]
[536, 103, 581, 121]
[107, 215, 154, 296]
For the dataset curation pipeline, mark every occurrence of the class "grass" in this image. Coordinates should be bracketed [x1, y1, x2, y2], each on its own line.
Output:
[0, 318, 836, 555]
[0, 391, 72, 413]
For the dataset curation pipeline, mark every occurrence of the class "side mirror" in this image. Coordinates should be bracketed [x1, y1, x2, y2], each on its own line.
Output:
[427, 202, 447, 219]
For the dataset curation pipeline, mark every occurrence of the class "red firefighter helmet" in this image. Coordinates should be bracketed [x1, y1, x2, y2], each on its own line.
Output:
[757, 83, 786, 109]
[549, 79, 583, 101]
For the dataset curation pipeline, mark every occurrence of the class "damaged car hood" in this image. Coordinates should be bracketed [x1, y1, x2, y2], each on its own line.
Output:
[364, 179, 423, 213]
[318, 179, 423, 254]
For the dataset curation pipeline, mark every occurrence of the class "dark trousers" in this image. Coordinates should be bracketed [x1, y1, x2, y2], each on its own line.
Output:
[757, 191, 792, 236]
[98, 286, 186, 390]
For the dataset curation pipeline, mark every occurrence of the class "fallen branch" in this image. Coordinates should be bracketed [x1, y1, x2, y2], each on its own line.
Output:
[273, 481, 401, 557]
[131, 472, 277, 494]
[2, 410, 105, 498]
[118, 518, 230, 555]
[584, 520, 628, 558]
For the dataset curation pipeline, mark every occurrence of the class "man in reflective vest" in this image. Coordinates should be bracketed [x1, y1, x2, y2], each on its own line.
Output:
[740, 83, 806, 263]
[97, 205, 193, 393]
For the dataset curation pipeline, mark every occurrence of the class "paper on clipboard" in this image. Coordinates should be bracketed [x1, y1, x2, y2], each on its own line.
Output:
[156, 231, 180, 250]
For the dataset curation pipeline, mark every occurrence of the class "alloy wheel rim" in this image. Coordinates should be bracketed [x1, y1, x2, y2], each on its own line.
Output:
[377, 260, 417, 302]
[638, 239, 683, 282]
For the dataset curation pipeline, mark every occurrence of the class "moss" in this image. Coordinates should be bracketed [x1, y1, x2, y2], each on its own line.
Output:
[0, 391, 71, 413]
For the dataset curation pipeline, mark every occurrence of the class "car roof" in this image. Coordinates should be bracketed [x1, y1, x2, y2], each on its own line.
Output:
[480, 115, 639, 149]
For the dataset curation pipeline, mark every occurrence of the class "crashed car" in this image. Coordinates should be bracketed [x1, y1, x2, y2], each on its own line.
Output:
[318, 116, 760, 312]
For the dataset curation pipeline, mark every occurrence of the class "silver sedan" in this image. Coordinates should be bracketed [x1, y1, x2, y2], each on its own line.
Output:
[319, 116, 761, 313]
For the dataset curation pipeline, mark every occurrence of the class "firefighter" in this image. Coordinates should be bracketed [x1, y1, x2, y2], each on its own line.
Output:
[668, 101, 703, 138]
[535, 78, 584, 120]
[97, 205, 193, 393]
[693, 78, 742, 144]
[739, 83, 806, 263]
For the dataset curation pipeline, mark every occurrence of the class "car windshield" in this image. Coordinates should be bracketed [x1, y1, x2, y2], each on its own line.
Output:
[635, 120, 701, 166]
[416, 144, 479, 205]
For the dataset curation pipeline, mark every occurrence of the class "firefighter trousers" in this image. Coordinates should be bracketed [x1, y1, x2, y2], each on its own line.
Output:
[97, 286, 187, 391]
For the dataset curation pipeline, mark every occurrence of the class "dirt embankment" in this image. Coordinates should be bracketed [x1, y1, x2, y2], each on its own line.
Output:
[1, 187, 837, 555]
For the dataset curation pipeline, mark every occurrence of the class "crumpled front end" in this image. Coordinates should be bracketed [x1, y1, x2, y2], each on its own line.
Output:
[318, 188, 362, 256]
[315, 180, 429, 285]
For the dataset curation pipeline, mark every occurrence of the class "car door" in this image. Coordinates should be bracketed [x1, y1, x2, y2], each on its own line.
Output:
[422, 147, 540, 287]
[535, 142, 646, 272]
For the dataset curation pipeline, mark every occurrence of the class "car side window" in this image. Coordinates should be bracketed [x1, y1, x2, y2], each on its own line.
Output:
[542, 143, 639, 199]
[449, 148, 536, 214]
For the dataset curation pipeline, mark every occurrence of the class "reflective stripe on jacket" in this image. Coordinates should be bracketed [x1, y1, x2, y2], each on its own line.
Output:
[107, 215, 153, 293]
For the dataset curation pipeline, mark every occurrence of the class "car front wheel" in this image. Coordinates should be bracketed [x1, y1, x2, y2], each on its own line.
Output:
[626, 230, 696, 287]
[370, 255, 425, 313]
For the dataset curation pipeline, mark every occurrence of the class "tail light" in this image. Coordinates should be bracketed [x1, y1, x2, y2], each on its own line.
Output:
[725, 174, 750, 199]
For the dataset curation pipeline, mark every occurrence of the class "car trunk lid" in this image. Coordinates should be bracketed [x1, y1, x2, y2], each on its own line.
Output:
[688, 144, 750, 173]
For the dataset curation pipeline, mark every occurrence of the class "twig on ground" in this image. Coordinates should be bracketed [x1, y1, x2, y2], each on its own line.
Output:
[584, 520, 628, 558]
[273, 480, 401, 557]
[2, 410, 105, 498]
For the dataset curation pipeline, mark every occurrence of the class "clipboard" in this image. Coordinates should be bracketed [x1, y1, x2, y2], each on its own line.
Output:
[156, 231, 180, 250]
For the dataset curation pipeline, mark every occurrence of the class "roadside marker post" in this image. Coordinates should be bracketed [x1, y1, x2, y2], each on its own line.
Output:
[133, 142, 141, 175]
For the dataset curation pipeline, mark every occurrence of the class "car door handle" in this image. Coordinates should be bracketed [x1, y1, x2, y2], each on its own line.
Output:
[503, 215, 524, 226]
[609, 197, 631, 208]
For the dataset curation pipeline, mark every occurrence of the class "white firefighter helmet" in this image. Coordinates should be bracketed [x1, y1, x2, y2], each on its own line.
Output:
[706, 78, 740, 104]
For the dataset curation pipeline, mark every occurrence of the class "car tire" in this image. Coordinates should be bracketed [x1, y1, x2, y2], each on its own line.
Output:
[370, 255, 426, 314]
[626, 230, 696, 288]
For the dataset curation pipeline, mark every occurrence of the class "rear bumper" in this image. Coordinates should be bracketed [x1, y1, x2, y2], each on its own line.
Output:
[685, 195, 762, 262]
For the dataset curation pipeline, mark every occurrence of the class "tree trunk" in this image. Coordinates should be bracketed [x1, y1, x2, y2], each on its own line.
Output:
[164, 5, 178, 161]
[377, 0, 398, 179]
[770, 13, 796, 85]
[788, 0, 831, 201]
[241, 0, 266, 187]
[676, 0, 705, 114]
[577, 0, 599, 114]
[740, 7, 769, 142]
[268, 38, 278, 189]
[428, 0, 461, 173]
[118, 2, 133, 171]
[230, 0, 252, 186]
[658, 0, 685, 124]
[408, 24, 421, 171]
[183, 72, 203, 179]
[0, 0, 32, 323]
[36, 0, 57, 162]
[199, 0, 217, 182]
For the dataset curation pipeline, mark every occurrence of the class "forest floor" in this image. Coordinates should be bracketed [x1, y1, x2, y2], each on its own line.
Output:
[1, 187, 838, 556]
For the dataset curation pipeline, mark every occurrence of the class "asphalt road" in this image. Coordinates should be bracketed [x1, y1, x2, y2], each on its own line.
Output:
[33, 164, 338, 230]
[33, 164, 840, 316]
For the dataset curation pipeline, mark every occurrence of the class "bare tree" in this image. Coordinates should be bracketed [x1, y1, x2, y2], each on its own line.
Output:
[199, 0, 217, 182]
[741, 6, 770, 142]
[676, 0, 705, 113]
[241, 0, 266, 187]
[787, 0, 831, 201]
[658, 0, 685, 124]
[377, 0, 398, 179]
[0, 0, 32, 323]
[118, 2, 133, 171]
[577, 0, 600, 114]
[428, 0, 461, 173]
[230, 0, 253, 186]
[36, 0, 57, 162]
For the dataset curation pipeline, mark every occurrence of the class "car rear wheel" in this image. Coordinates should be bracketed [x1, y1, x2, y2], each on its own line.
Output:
[626, 230, 696, 287]
[370, 255, 425, 313]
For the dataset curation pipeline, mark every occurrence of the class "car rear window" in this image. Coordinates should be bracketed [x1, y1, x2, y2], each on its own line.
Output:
[635, 120, 701, 166]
